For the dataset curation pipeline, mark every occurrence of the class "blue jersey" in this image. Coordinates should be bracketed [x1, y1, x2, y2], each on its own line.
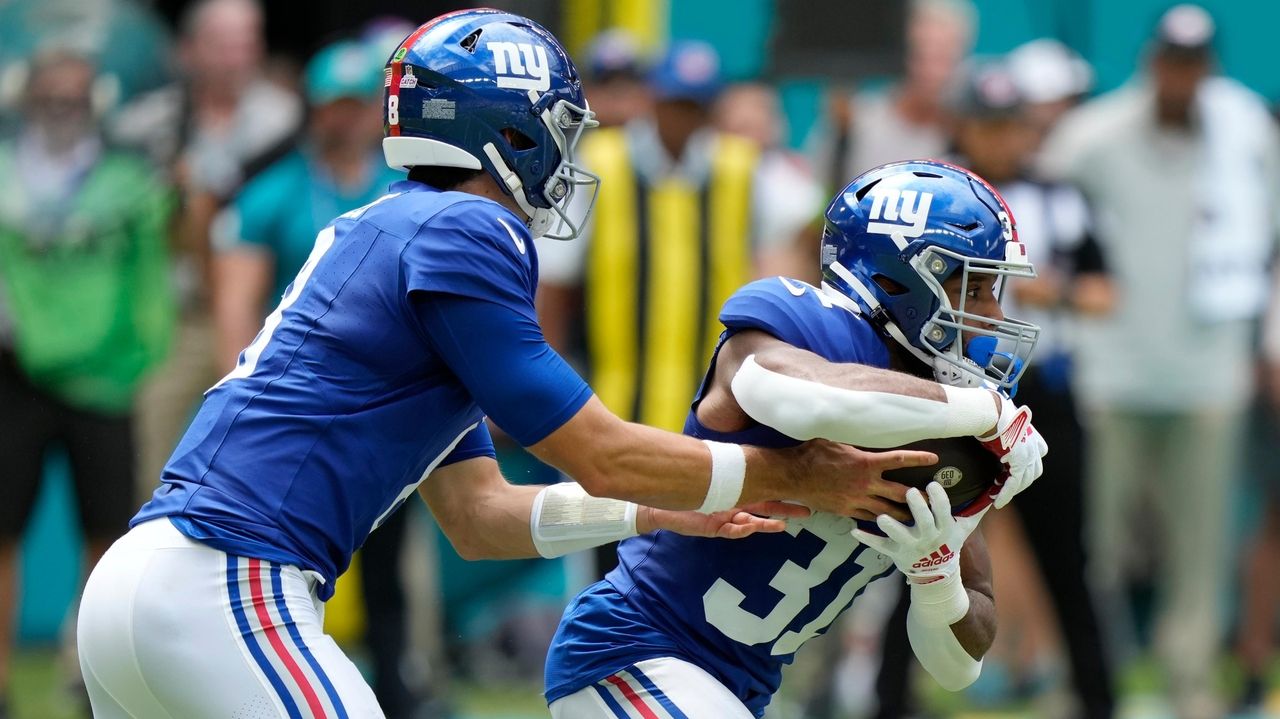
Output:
[545, 277, 898, 716]
[134, 180, 591, 599]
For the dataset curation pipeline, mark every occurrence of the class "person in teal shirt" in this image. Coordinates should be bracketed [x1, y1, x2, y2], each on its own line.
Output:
[212, 39, 400, 369]
[209, 39, 419, 717]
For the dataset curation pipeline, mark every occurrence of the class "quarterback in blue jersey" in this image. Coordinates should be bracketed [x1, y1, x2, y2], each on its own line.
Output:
[75, 11, 937, 719]
[545, 161, 1051, 718]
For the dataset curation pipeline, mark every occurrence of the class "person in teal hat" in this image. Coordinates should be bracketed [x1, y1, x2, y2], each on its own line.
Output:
[209, 38, 416, 717]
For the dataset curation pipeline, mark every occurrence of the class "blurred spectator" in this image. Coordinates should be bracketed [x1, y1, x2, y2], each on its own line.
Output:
[211, 40, 394, 368]
[112, 0, 301, 195]
[0, 0, 171, 120]
[537, 41, 808, 576]
[0, 48, 173, 716]
[1006, 38, 1094, 150]
[811, 0, 976, 186]
[1039, 6, 1280, 718]
[880, 60, 1116, 719]
[581, 29, 652, 128]
[109, 0, 302, 499]
[1235, 276, 1280, 713]
[209, 39, 420, 717]
[714, 82, 825, 281]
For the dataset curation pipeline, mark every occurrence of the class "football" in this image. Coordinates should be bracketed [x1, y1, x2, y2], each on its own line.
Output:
[881, 436, 1002, 513]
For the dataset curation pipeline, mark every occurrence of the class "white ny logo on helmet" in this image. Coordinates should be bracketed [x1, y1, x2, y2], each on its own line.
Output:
[866, 187, 934, 239]
[488, 42, 550, 92]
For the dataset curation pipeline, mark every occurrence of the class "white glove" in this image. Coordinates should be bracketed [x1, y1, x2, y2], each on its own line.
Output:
[852, 483, 988, 625]
[976, 398, 1048, 508]
[933, 355, 1048, 509]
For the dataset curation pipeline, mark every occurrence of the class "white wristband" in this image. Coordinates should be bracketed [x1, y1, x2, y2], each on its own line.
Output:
[699, 440, 746, 514]
[907, 569, 971, 627]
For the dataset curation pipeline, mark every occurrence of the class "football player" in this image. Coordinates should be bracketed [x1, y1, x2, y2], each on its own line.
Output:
[74, 11, 938, 718]
[544, 160, 1049, 718]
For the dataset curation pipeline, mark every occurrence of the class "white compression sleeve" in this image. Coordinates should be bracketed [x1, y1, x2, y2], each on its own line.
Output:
[530, 483, 639, 558]
[730, 355, 998, 447]
[907, 600, 984, 691]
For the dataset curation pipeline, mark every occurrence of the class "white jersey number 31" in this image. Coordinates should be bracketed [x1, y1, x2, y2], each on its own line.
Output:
[702, 513, 891, 655]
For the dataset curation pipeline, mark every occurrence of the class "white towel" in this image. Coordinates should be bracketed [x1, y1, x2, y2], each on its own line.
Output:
[1187, 77, 1277, 323]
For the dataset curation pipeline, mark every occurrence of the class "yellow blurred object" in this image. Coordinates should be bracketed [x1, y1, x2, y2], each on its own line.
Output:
[323, 552, 367, 646]
[563, 0, 667, 57]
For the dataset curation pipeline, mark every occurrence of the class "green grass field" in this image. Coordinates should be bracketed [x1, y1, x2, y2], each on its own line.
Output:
[12, 646, 1280, 719]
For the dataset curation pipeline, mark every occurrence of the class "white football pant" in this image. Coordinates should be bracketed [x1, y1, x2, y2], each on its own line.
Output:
[77, 518, 383, 718]
[548, 656, 755, 719]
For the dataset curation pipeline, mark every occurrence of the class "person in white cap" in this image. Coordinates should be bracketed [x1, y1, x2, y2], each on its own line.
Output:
[1039, 6, 1280, 718]
[1006, 38, 1093, 148]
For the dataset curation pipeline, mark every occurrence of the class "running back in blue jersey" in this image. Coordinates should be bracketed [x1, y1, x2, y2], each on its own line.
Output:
[133, 179, 589, 600]
[545, 277, 902, 716]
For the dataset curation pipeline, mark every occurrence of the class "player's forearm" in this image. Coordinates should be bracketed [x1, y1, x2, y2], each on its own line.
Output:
[906, 584, 993, 691]
[906, 542, 996, 691]
[732, 352, 1000, 447]
[422, 480, 544, 560]
[532, 395, 927, 518]
[533, 397, 795, 512]
[574, 420, 735, 509]
[906, 593, 989, 691]
[950, 587, 997, 659]
[570, 419, 815, 512]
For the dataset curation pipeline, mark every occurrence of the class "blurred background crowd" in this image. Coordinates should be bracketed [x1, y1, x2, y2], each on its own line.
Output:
[2, 1, 1280, 718]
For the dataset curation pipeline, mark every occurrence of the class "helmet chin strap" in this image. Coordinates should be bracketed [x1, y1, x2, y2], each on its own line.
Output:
[482, 142, 554, 236]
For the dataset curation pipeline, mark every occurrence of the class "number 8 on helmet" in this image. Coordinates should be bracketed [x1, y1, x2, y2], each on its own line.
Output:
[381, 8, 600, 240]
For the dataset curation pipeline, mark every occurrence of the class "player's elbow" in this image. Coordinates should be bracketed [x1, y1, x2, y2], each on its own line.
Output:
[569, 466, 616, 501]
[436, 517, 488, 560]
[448, 536, 487, 561]
[433, 501, 503, 561]
[930, 660, 983, 692]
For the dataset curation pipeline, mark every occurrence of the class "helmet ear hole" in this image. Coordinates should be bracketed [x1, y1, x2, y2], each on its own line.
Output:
[502, 128, 538, 150]
[872, 274, 909, 296]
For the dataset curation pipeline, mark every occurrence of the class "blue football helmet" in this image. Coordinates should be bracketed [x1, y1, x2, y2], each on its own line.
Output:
[381, 9, 598, 240]
[820, 160, 1040, 390]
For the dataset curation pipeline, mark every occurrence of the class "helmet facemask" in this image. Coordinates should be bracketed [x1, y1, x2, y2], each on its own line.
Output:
[534, 96, 600, 240]
[910, 242, 1040, 391]
[481, 93, 599, 240]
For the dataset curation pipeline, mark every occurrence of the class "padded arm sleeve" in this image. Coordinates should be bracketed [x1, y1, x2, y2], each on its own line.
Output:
[907, 603, 984, 691]
[730, 355, 998, 447]
[415, 293, 593, 446]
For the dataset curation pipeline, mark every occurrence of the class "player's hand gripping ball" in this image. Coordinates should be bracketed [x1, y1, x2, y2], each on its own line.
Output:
[881, 436, 1001, 518]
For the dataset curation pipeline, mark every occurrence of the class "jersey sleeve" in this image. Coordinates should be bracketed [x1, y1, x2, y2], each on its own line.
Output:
[414, 292, 593, 447]
[401, 200, 538, 321]
[719, 277, 890, 367]
[438, 421, 497, 468]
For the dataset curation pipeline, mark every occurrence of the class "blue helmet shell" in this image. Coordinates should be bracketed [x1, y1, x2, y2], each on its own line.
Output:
[382, 9, 598, 238]
[821, 160, 1038, 388]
